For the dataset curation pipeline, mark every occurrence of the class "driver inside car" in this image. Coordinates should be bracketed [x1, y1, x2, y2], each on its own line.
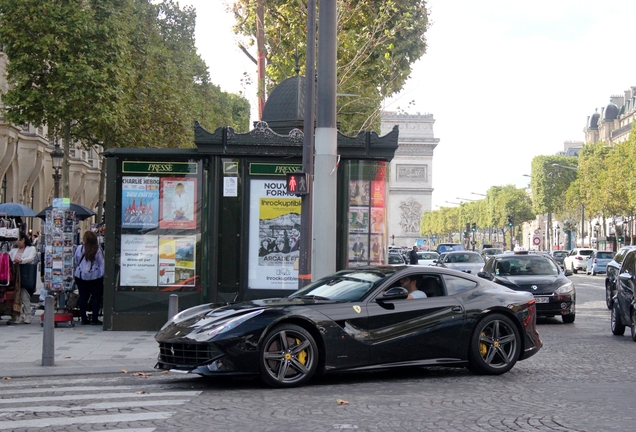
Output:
[400, 276, 427, 299]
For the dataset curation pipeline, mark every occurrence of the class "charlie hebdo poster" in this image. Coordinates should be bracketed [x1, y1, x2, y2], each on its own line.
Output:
[248, 179, 301, 289]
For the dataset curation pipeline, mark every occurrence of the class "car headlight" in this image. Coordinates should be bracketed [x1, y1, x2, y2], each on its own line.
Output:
[160, 304, 213, 330]
[556, 282, 574, 295]
[206, 309, 265, 337]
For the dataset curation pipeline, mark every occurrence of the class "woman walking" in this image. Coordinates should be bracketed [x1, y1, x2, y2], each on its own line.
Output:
[8, 231, 38, 324]
[74, 231, 105, 325]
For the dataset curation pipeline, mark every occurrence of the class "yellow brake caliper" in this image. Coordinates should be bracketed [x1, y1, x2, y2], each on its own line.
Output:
[296, 338, 307, 364]
[479, 332, 487, 356]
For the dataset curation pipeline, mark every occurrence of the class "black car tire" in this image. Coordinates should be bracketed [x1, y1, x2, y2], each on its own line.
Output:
[631, 309, 636, 342]
[611, 303, 626, 336]
[591, 269, 596, 276]
[467, 313, 520, 375]
[562, 314, 575, 324]
[259, 323, 318, 388]
[605, 282, 613, 309]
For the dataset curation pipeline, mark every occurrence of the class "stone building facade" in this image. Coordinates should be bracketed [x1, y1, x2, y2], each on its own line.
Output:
[381, 112, 439, 248]
[0, 51, 102, 231]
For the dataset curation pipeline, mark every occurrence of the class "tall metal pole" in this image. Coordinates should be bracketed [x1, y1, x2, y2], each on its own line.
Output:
[313, 0, 337, 279]
[298, 0, 316, 289]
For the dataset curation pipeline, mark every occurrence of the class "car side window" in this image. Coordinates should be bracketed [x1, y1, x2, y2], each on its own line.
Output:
[443, 274, 477, 295]
[615, 250, 626, 264]
[622, 252, 635, 275]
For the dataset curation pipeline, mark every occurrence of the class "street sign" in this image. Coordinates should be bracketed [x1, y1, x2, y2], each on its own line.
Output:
[534, 229, 540, 235]
[533, 236, 541, 245]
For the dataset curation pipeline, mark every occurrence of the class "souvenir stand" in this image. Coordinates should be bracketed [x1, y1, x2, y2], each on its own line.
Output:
[40, 206, 76, 327]
[0, 213, 18, 319]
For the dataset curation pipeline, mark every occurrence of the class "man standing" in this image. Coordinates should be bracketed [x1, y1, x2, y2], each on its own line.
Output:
[409, 246, 419, 265]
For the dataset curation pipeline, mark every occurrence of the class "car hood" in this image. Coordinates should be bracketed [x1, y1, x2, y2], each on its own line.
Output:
[493, 274, 569, 294]
[155, 298, 326, 342]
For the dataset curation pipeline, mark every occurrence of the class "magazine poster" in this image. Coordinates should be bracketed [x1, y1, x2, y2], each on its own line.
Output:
[122, 176, 160, 229]
[370, 234, 383, 263]
[160, 177, 197, 229]
[158, 236, 196, 287]
[370, 180, 385, 207]
[348, 234, 368, 266]
[370, 208, 385, 234]
[120, 234, 159, 286]
[349, 207, 369, 233]
[248, 179, 301, 290]
[349, 180, 370, 206]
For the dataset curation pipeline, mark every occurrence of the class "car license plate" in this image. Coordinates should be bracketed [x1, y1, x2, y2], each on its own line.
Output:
[534, 296, 549, 303]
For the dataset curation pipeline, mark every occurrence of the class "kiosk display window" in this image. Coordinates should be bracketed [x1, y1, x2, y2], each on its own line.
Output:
[116, 161, 201, 292]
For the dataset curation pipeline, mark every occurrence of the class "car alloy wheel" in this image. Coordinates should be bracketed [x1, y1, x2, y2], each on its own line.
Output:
[259, 323, 318, 388]
[611, 303, 626, 336]
[468, 313, 520, 375]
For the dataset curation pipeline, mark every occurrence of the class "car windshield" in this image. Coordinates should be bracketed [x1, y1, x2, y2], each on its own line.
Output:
[388, 255, 405, 264]
[288, 269, 394, 301]
[417, 252, 439, 260]
[552, 251, 567, 258]
[579, 250, 594, 256]
[438, 244, 464, 253]
[495, 256, 559, 276]
[444, 253, 483, 263]
[483, 249, 503, 256]
[596, 251, 615, 259]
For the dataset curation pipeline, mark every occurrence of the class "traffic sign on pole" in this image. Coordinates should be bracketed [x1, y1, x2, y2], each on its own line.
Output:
[533, 236, 541, 246]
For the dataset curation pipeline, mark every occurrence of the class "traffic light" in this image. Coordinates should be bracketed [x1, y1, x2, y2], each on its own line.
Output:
[471, 222, 476, 232]
[618, 236, 624, 242]
[507, 215, 513, 227]
[286, 172, 309, 195]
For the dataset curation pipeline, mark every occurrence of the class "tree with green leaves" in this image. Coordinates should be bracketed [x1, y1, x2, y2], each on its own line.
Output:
[230, 0, 429, 134]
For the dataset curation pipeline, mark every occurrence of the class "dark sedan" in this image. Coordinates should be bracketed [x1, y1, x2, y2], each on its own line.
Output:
[605, 246, 636, 309]
[611, 249, 636, 341]
[156, 266, 542, 387]
[478, 252, 576, 323]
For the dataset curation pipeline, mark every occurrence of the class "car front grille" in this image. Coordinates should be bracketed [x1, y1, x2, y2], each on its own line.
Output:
[158, 342, 222, 367]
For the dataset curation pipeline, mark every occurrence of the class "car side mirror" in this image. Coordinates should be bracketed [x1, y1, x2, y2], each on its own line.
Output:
[564, 269, 573, 276]
[377, 287, 409, 302]
[477, 271, 490, 279]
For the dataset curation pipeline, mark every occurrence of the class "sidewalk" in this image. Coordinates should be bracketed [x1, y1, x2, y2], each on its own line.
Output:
[0, 310, 158, 378]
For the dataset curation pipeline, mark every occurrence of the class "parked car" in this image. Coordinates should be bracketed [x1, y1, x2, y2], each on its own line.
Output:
[416, 251, 439, 266]
[604, 246, 636, 309]
[155, 265, 542, 387]
[434, 251, 485, 274]
[610, 249, 636, 341]
[563, 248, 595, 274]
[387, 253, 407, 266]
[585, 250, 615, 275]
[481, 248, 504, 258]
[436, 243, 465, 254]
[478, 251, 576, 323]
[549, 250, 569, 267]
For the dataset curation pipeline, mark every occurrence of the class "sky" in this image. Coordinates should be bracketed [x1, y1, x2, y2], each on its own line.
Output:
[181, 0, 636, 209]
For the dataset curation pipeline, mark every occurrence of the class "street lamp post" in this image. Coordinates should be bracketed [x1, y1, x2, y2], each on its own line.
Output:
[51, 143, 64, 199]
[555, 224, 560, 250]
[527, 232, 530, 250]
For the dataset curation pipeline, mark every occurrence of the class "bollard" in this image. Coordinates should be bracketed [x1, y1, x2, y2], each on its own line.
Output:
[168, 294, 178, 320]
[42, 295, 55, 366]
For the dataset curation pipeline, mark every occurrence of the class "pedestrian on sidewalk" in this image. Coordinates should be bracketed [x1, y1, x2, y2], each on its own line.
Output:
[74, 231, 105, 326]
[8, 231, 38, 325]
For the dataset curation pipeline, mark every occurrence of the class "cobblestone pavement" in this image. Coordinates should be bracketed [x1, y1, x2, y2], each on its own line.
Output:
[1, 274, 634, 431]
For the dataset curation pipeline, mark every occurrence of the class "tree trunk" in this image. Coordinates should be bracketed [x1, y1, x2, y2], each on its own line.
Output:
[256, 0, 266, 119]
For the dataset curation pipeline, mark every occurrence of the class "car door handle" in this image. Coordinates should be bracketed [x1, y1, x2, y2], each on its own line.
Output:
[451, 306, 462, 312]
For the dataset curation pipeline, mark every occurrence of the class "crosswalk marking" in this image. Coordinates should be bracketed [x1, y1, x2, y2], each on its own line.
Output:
[0, 412, 174, 430]
[0, 378, 201, 431]
[0, 399, 191, 413]
[0, 390, 200, 405]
